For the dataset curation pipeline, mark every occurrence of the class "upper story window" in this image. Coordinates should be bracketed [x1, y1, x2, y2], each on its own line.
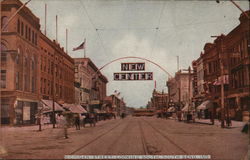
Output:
[1, 70, 7, 88]
[1, 16, 8, 31]
[21, 22, 24, 36]
[28, 28, 31, 41]
[25, 25, 28, 39]
[17, 19, 20, 33]
[1, 43, 7, 62]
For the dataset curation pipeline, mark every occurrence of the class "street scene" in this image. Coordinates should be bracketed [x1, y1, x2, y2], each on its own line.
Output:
[0, 0, 249, 159]
[1, 117, 248, 159]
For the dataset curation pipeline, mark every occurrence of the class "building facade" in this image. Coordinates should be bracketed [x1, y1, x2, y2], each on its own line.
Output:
[39, 34, 75, 104]
[74, 58, 108, 111]
[225, 11, 250, 120]
[1, 0, 40, 125]
[1, 0, 75, 125]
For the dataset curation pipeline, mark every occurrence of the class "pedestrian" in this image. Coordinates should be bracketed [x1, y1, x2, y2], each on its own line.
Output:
[61, 114, 68, 139]
[75, 114, 80, 130]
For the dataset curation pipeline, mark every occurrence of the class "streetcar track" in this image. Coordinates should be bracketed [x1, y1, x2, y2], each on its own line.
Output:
[69, 121, 123, 155]
[105, 119, 132, 155]
[138, 119, 149, 155]
[142, 118, 189, 154]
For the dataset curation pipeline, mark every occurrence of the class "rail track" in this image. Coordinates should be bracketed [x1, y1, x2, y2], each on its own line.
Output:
[138, 120, 149, 155]
[69, 121, 123, 155]
[142, 118, 189, 154]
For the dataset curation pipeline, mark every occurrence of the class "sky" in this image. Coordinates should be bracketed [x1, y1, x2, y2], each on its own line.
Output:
[22, 0, 249, 108]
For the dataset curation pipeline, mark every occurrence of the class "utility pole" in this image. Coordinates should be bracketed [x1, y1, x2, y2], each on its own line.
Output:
[52, 58, 56, 128]
[188, 66, 191, 113]
[212, 35, 225, 128]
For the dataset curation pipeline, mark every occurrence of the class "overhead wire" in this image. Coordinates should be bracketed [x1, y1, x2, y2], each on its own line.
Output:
[149, 1, 166, 58]
[78, 0, 109, 56]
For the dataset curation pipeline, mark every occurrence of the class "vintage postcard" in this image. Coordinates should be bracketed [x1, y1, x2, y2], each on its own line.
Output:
[0, 0, 249, 159]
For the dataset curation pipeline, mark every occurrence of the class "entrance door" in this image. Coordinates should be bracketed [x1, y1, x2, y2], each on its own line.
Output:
[1, 104, 10, 124]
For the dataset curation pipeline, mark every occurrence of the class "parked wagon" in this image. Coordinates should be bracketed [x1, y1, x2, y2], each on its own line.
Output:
[82, 113, 96, 127]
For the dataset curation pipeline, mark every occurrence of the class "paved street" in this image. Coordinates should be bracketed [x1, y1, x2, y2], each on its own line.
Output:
[0, 116, 248, 160]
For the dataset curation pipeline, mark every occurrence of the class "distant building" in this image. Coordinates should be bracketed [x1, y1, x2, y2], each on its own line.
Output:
[149, 90, 168, 111]
[167, 69, 193, 107]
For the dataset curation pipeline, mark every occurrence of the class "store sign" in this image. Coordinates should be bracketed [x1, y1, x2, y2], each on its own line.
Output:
[90, 100, 100, 105]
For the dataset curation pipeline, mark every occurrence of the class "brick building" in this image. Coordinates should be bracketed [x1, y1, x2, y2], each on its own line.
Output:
[39, 33, 75, 104]
[1, 0, 75, 125]
[194, 10, 249, 121]
[1, 0, 40, 125]
[151, 90, 168, 111]
[74, 58, 108, 111]
[167, 69, 193, 108]
[225, 11, 249, 120]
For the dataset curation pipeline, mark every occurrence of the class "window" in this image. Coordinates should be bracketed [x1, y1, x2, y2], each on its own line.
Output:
[16, 49, 20, 64]
[24, 74, 28, 91]
[1, 16, 8, 31]
[16, 72, 19, 90]
[1, 43, 7, 62]
[17, 19, 20, 33]
[32, 77, 35, 93]
[28, 28, 31, 41]
[1, 70, 6, 88]
[25, 25, 28, 39]
[31, 57, 35, 70]
[35, 33, 37, 45]
[32, 30, 34, 43]
[21, 22, 24, 36]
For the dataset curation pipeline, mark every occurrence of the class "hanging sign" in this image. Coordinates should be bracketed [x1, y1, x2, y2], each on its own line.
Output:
[114, 62, 153, 81]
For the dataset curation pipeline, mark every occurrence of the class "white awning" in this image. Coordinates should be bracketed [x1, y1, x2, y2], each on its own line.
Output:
[197, 100, 213, 110]
[62, 103, 87, 113]
[181, 104, 190, 112]
[41, 99, 65, 113]
[167, 107, 175, 112]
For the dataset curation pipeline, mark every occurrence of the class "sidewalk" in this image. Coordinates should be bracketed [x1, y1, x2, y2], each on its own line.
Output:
[195, 119, 246, 128]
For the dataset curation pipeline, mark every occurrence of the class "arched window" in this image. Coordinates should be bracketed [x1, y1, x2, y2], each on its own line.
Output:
[31, 55, 35, 70]
[16, 48, 20, 64]
[1, 16, 8, 31]
[17, 19, 20, 33]
[0, 43, 7, 61]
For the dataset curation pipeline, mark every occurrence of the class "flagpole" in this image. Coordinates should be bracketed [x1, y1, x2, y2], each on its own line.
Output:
[84, 38, 86, 58]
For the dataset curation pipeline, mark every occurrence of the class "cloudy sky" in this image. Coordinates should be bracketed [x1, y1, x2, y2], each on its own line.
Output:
[23, 0, 249, 108]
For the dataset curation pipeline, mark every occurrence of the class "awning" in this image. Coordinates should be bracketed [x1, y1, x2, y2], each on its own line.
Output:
[197, 100, 213, 110]
[181, 104, 190, 112]
[167, 107, 175, 112]
[94, 108, 101, 113]
[41, 99, 65, 113]
[62, 103, 87, 114]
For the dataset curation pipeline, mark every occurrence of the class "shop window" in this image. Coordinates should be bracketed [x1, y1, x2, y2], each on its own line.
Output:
[1, 16, 8, 31]
[1, 70, 6, 88]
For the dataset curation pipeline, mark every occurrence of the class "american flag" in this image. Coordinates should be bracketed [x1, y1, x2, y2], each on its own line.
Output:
[73, 41, 85, 51]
